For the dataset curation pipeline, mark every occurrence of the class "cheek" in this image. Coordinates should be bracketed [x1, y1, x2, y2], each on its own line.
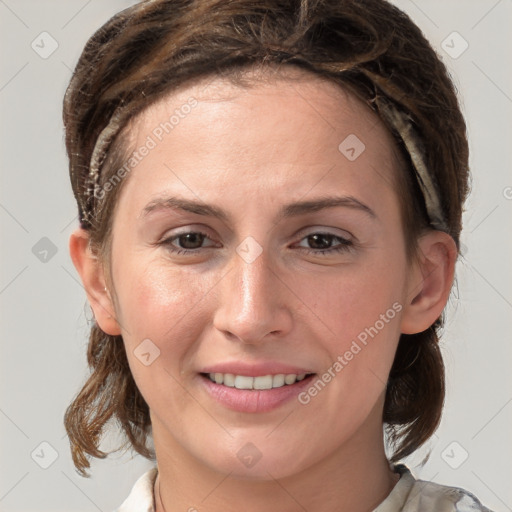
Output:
[112, 257, 219, 410]
[298, 259, 404, 339]
[292, 264, 404, 421]
[293, 256, 405, 391]
[112, 254, 219, 348]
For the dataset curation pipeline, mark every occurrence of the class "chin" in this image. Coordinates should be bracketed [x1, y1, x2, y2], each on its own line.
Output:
[194, 437, 315, 482]
[211, 455, 303, 481]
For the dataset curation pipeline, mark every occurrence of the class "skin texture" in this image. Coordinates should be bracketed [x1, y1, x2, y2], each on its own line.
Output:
[69, 67, 456, 512]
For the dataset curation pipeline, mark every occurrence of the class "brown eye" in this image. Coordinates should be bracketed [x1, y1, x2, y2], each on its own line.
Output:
[160, 231, 218, 255]
[296, 232, 353, 255]
[306, 234, 337, 249]
[176, 232, 206, 249]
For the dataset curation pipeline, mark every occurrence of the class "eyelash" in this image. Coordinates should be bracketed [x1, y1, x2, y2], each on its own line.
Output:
[159, 231, 354, 256]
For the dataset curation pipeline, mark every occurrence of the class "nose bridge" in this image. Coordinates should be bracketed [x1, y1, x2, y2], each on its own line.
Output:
[213, 243, 291, 343]
[239, 250, 272, 318]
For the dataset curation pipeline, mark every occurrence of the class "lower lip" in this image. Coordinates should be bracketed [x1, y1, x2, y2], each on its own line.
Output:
[198, 373, 317, 413]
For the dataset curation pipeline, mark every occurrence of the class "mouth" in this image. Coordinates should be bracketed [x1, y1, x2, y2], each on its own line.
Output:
[197, 362, 319, 413]
[199, 372, 317, 390]
[198, 371, 318, 413]
[198, 373, 317, 413]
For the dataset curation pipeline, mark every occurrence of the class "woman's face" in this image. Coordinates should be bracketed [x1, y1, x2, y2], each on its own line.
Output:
[105, 68, 415, 478]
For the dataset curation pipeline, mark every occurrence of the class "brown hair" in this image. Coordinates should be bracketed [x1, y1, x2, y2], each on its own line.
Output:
[63, 0, 469, 477]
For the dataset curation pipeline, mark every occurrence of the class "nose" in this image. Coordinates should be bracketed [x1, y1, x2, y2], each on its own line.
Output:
[212, 246, 293, 345]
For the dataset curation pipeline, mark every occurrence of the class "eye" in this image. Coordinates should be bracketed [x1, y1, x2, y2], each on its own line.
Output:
[160, 231, 218, 254]
[158, 230, 354, 257]
[295, 232, 353, 255]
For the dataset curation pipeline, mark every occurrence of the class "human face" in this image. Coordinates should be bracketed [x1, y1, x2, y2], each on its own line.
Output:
[107, 67, 411, 479]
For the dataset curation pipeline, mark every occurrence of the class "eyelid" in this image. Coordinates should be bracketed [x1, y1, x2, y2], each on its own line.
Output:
[157, 223, 359, 257]
[159, 224, 216, 241]
[293, 225, 355, 242]
[161, 226, 354, 245]
[162, 230, 218, 247]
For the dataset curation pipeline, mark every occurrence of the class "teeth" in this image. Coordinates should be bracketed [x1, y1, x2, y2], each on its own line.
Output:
[235, 375, 254, 389]
[207, 372, 309, 389]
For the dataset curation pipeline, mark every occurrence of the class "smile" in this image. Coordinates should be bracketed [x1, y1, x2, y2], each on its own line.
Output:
[199, 372, 317, 413]
[203, 372, 313, 390]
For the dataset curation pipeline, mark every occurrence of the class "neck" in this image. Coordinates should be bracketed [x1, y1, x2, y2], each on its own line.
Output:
[153, 400, 398, 512]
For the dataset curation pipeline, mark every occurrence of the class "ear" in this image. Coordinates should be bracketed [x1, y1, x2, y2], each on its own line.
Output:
[68, 228, 122, 336]
[400, 230, 458, 335]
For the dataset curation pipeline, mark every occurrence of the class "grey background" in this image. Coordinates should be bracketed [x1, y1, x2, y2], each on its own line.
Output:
[0, 1, 510, 511]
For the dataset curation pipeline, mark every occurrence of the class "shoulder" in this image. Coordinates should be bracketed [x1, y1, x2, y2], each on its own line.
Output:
[383, 464, 494, 512]
[112, 467, 158, 512]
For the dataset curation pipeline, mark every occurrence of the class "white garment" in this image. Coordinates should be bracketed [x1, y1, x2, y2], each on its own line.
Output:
[113, 463, 493, 512]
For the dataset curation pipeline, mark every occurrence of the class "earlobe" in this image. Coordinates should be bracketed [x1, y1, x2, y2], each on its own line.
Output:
[68, 228, 122, 336]
[400, 231, 457, 335]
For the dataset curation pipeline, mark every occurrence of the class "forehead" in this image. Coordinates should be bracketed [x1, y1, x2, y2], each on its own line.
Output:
[128, 64, 395, 154]
[115, 65, 402, 218]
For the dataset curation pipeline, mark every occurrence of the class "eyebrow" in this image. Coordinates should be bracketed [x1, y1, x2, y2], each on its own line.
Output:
[140, 195, 376, 223]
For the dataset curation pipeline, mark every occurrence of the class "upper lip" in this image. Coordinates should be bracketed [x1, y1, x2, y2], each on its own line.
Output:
[200, 362, 315, 377]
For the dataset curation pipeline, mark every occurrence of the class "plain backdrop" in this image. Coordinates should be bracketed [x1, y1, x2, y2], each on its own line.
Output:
[0, 1, 511, 511]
